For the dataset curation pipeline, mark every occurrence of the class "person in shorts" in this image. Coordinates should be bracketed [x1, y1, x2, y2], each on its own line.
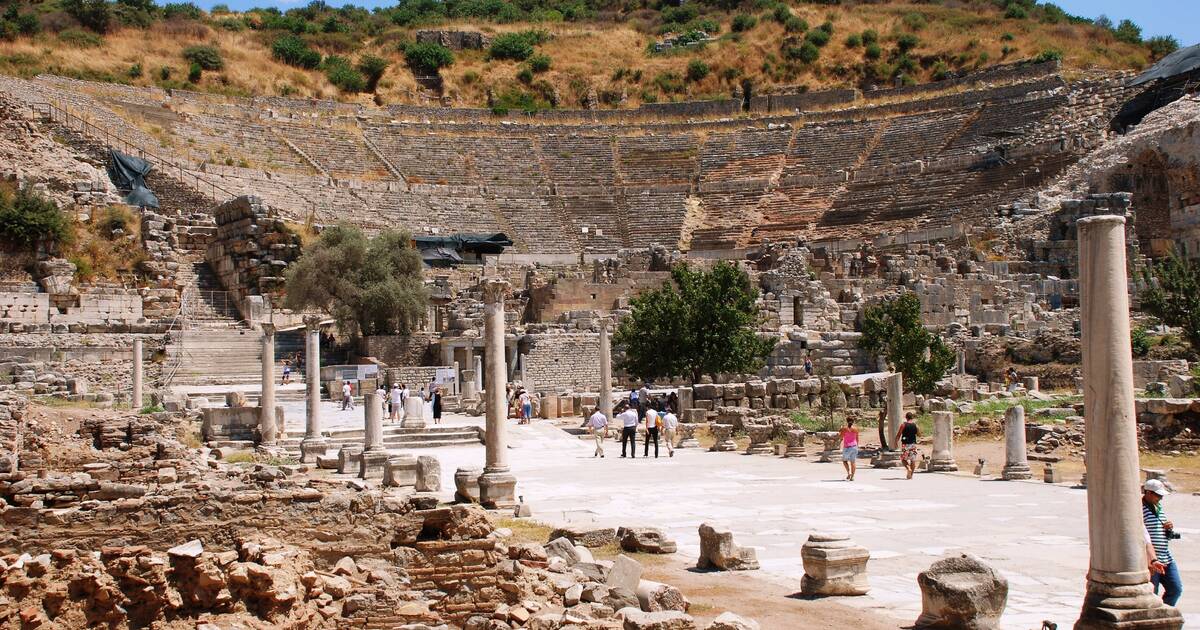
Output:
[840, 416, 860, 481]
[894, 411, 920, 479]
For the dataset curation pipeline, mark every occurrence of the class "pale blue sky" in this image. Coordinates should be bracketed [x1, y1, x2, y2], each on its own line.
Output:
[191, 0, 1200, 48]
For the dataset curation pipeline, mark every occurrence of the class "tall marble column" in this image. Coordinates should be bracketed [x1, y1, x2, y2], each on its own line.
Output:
[929, 411, 957, 472]
[1074, 215, 1182, 630]
[599, 322, 613, 422]
[131, 338, 143, 410]
[300, 317, 330, 462]
[886, 372, 903, 442]
[474, 354, 483, 392]
[479, 278, 517, 508]
[259, 324, 277, 445]
[1002, 405, 1031, 480]
[452, 360, 460, 396]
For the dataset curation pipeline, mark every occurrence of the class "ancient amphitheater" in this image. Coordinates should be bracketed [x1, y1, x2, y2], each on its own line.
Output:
[0, 51, 1198, 629]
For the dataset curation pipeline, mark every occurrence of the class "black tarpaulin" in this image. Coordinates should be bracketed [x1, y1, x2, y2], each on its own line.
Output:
[1130, 43, 1200, 86]
[413, 233, 513, 254]
[106, 148, 159, 208]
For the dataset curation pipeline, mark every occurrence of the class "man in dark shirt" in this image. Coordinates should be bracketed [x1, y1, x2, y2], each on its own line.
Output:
[894, 411, 920, 480]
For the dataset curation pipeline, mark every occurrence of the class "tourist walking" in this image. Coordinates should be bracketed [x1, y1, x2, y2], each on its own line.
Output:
[341, 381, 354, 411]
[840, 417, 860, 481]
[894, 411, 920, 479]
[518, 389, 532, 424]
[375, 383, 387, 416]
[587, 406, 608, 458]
[661, 407, 678, 457]
[389, 383, 402, 422]
[643, 405, 661, 458]
[638, 382, 650, 418]
[803, 356, 814, 377]
[432, 387, 443, 425]
[1142, 479, 1183, 606]
[281, 360, 292, 385]
[617, 404, 639, 458]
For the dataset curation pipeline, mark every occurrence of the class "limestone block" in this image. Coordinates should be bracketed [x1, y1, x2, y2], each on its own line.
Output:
[415, 455, 441, 492]
[454, 467, 481, 503]
[696, 523, 758, 571]
[744, 425, 774, 455]
[693, 384, 718, 400]
[606, 554, 643, 592]
[359, 451, 389, 479]
[636, 579, 689, 613]
[704, 612, 760, 630]
[677, 424, 701, 449]
[709, 425, 736, 452]
[549, 525, 618, 548]
[337, 445, 362, 475]
[545, 537, 582, 565]
[785, 430, 806, 457]
[619, 527, 678, 554]
[800, 533, 870, 596]
[382, 455, 418, 487]
[915, 554, 1008, 630]
[618, 608, 696, 630]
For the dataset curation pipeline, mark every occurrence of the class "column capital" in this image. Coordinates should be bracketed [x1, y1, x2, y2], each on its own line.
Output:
[261, 322, 276, 337]
[482, 278, 511, 304]
[303, 315, 324, 330]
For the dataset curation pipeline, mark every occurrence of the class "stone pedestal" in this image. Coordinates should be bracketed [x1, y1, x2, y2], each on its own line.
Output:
[403, 395, 426, 429]
[132, 338, 143, 410]
[1044, 462, 1061, 484]
[817, 432, 841, 463]
[337, 445, 362, 475]
[454, 467, 482, 503]
[929, 411, 958, 472]
[709, 424, 737, 452]
[917, 554, 1008, 629]
[785, 429, 807, 457]
[1022, 376, 1039, 392]
[383, 454, 418, 487]
[872, 450, 902, 468]
[259, 326, 277, 445]
[359, 451, 389, 480]
[461, 369, 477, 400]
[800, 533, 870, 596]
[745, 425, 774, 455]
[677, 424, 700, 449]
[697, 523, 759, 571]
[364, 392, 383, 452]
[1002, 405, 1031, 480]
[1074, 215, 1183, 630]
[479, 278, 517, 509]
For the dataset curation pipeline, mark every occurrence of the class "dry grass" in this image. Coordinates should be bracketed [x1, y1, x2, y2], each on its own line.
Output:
[495, 517, 555, 544]
[0, 2, 1149, 109]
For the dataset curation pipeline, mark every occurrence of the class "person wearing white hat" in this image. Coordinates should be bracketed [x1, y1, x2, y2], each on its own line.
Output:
[1142, 478, 1183, 606]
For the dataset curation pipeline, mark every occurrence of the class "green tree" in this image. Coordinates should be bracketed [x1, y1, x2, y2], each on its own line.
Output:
[182, 45, 224, 71]
[0, 185, 71, 250]
[284, 225, 429, 338]
[62, 0, 112, 33]
[357, 55, 389, 92]
[858, 292, 955, 395]
[614, 261, 775, 384]
[402, 42, 454, 74]
[1141, 250, 1200, 354]
[1113, 19, 1142, 44]
[1146, 35, 1179, 60]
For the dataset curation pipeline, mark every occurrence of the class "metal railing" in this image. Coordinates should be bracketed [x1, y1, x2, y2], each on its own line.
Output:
[28, 101, 238, 203]
[185, 289, 237, 319]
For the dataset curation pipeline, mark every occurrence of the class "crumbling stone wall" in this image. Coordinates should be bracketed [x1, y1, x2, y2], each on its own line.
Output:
[523, 332, 601, 391]
[205, 195, 301, 317]
[360, 333, 438, 367]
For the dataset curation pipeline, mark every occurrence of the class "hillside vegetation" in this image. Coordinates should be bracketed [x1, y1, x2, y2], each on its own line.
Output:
[0, 0, 1180, 110]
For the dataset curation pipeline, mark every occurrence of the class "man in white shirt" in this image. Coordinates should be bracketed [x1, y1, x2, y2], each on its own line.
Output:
[341, 381, 354, 411]
[389, 384, 403, 422]
[617, 404, 640, 458]
[643, 406, 660, 458]
[662, 408, 679, 457]
[587, 406, 608, 458]
[375, 384, 387, 416]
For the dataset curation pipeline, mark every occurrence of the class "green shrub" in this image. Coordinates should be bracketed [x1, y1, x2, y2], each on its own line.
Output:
[161, 2, 202, 20]
[896, 54, 916, 73]
[1004, 3, 1028, 19]
[844, 33, 861, 47]
[1033, 48, 1063, 63]
[58, 28, 104, 48]
[731, 13, 757, 32]
[1113, 19, 1142, 44]
[1146, 35, 1180, 60]
[62, 0, 111, 33]
[896, 33, 919, 53]
[901, 11, 926, 31]
[128, 63, 142, 78]
[516, 66, 533, 83]
[528, 52, 551, 72]
[489, 30, 548, 61]
[685, 58, 709, 82]
[771, 4, 790, 24]
[784, 16, 807, 33]
[217, 17, 245, 31]
[1001, 32, 1014, 41]
[324, 56, 366, 92]
[187, 62, 202, 83]
[864, 42, 881, 60]
[793, 41, 819, 63]
[0, 186, 71, 249]
[357, 54, 389, 91]
[159, 66, 172, 80]
[182, 45, 224, 71]
[653, 71, 684, 94]
[272, 34, 322, 69]
[805, 28, 830, 47]
[402, 41, 454, 74]
[931, 60, 950, 80]
[1131, 325, 1152, 358]
[861, 29, 878, 45]
[686, 17, 719, 35]
[462, 70, 480, 84]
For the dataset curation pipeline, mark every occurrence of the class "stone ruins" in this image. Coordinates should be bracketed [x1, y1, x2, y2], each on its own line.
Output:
[0, 50, 1197, 629]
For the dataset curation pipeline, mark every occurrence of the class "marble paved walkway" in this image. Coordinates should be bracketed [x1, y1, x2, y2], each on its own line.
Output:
[419, 417, 1198, 630]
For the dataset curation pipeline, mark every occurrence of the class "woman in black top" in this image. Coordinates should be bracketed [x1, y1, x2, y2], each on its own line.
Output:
[894, 411, 921, 480]
[432, 387, 443, 425]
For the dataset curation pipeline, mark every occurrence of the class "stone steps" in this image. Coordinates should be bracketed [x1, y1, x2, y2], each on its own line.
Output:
[276, 426, 483, 455]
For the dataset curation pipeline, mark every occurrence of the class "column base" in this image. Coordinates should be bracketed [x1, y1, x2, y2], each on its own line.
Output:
[359, 450, 390, 480]
[745, 443, 774, 455]
[255, 444, 287, 458]
[678, 439, 701, 449]
[710, 440, 738, 452]
[1002, 463, 1032, 480]
[402, 418, 427, 429]
[929, 458, 958, 472]
[872, 451, 902, 468]
[299, 438, 332, 463]
[478, 469, 517, 509]
[1075, 576, 1183, 629]
[785, 447, 806, 458]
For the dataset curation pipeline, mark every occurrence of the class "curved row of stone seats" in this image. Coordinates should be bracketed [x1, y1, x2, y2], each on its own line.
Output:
[699, 128, 792, 183]
[623, 188, 690, 249]
[540, 135, 617, 189]
[174, 112, 319, 174]
[783, 119, 882, 178]
[274, 120, 392, 180]
[615, 135, 699, 186]
[863, 110, 975, 168]
[944, 93, 1070, 154]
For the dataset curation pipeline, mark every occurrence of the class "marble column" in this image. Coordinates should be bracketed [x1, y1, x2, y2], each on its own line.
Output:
[929, 411, 957, 472]
[452, 360, 460, 396]
[359, 392, 388, 479]
[131, 338, 143, 410]
[461, 369, 477, 400]
[479, 278, 517, 508]
[1002, 405, 1031, 480]
[599, 323, 613, 422]
[1074, 215, 1182, 630]
[259, 324, 277, 445]
[886, 372, 903, 442]
[300, 317, 330, 462]
[474, 354, 483, 392]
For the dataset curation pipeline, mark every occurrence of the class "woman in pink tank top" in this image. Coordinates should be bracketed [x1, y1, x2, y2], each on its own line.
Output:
[839, 418, 860, 481]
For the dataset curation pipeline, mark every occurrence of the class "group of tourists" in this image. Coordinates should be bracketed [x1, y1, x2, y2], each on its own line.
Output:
[586, 401, 679, 459]
[836, 411, 922, 482]
[339, 379, 444, 424]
